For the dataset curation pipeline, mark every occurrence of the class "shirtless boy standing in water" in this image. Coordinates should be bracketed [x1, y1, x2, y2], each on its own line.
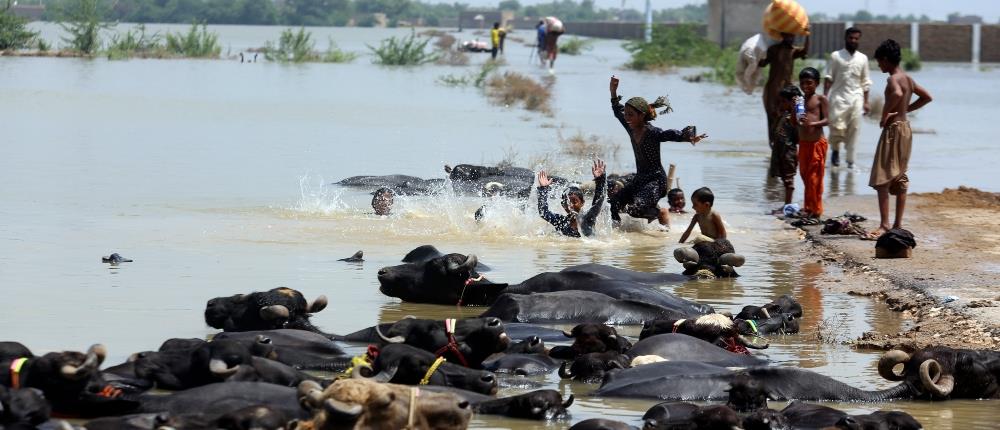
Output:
[759, 32, 809, 144]
[864, 39, 933, 239]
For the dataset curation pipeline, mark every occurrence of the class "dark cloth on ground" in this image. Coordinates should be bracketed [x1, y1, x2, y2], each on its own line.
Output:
[820, 216, 866, 235]
[875, 228, 917, 253]
[537, 174, 606, 237]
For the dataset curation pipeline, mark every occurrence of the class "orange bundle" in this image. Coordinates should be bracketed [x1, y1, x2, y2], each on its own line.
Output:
[763, 0, 809, 40]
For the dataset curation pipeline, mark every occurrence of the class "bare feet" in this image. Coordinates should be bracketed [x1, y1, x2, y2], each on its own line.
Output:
[861, 225, 890, 241]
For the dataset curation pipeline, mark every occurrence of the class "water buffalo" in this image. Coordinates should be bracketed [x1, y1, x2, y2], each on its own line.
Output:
[421, 386, 573, 420]
[568, 419, 636, 430]
[877, 346, 1000, 399]
[377, 251, 709, 316]
[102, 253, 133, 264]
[360, 344, 498, 395]
[642, 401, 741, 430]
[774, 401, 923, 430]
[294, 379, 471, 430]
[481, 353, 558, 376]
[338, 251, 364, 263]
[0, 385, 50, 428]
[505, 335, 545, 354]
[736, 295, 803, 320]
[204, 287, 329, 335]
[638, 314, 770, 350]
[0, 342, 33, 362]
[558, 324, 633, 357]
[335, 175, 445, 195]
[137, 381, 307, 420]
[0, 343, 135, 417]
[401, 245, 490, 271]
[213, 330, 351, 371]
[591, 361, 912, 401]
[130, 339, 320, 390]
[340, 317, 510, 368]
[481, 290, 693, 324]
[84, 405, 290, 430]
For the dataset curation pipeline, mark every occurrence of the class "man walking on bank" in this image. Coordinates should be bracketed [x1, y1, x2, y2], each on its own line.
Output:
[824, 27, 871, 169]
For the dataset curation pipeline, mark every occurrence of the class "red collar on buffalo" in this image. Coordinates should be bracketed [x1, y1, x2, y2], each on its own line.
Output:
[10, 357, 28, 389]
[435, 319, 470, 367]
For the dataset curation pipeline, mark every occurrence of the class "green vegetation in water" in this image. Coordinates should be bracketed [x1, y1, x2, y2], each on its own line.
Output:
[36, 38, 50, 52]
[436, 61, 499, 87]
[368, 31, 439, 66]
[263, 28, 357, 63]
[0, 1, 39, 50]
[902, 48, 921, 71]
[106, 25, 163, 60]
[624, 24, 720, 71]
[322, 39, 357, 63]
[558, 37, 594, 56]
[165, 23, 221, 58]
[58, 0, 110, 54]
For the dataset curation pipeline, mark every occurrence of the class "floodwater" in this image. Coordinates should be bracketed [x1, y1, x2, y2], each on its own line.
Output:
[2, 23, 999, 429]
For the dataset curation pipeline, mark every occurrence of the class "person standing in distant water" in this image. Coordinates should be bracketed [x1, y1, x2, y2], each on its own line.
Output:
[498, 24, 507, 55]
[543, 16, 565, 70]
[490, 22, 501, 60]
[863, 39, 932, 240]
[535, 20, 547, 64]
[824, 27, 871, 168]
[759, 31, 810, 145]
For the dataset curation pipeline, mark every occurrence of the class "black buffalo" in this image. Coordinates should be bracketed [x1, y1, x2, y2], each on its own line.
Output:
[0, 343, 135, 417]
[559, 334, 765, 383]
[213, 330, 351, 371]
[638, 314, 770, 350]
[481, 290, 694, 324]
[401, 245, 490, 271]
[335, 174, 445, 195]
[137, 381, 307, 420]
[591, 361, 913, 401]
[377, 250, 705, 314]
[422, 386, 573, 420]
[642, 401, 741, 430]
[773, 401, 923, 430]
[359, 344, 498, 395]
[877, 346, 1000, 399]
[340, 317, 510, 368]
[0, 385, 50, 428]
[568, 418, 636, 430]
[84, 405, 290, 430]
[129, 338, 319, 390]
[204, 287, 329, 335]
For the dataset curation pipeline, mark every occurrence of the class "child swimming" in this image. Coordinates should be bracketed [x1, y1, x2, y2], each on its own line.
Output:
[537, 158, 606, 237]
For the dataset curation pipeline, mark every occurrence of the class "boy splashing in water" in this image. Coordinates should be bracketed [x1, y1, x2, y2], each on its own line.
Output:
[537, 158, 607, 238]
[608, 76, 706, 230]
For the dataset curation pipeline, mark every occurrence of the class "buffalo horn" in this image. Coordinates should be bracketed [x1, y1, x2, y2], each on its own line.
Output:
[760, 308, 771, 319]
[877, 350, 911, 381]
[259, 305, 290, 321]
[558, 362, 574, 379]
[606, 360, 624, 369]
[374, 324, 405, 344]
[919, 359, 955, 397]
[209, 358, 240, 377]
[562, 394, 575, 408]
[736, 334, 769, 350]
[323, 398, 363, 419]
[448, 254, 478, 272]
[364, 366, 397, 383]
[308, 295, 328, 313]
[562, 330, 574, 338]
[61, 344, 107, 378]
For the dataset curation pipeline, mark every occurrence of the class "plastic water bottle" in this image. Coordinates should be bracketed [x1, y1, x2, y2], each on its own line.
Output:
[794, 96, 806, 121]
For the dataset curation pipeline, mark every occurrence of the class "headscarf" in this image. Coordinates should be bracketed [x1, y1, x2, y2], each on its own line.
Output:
[625, 95, 673, 121]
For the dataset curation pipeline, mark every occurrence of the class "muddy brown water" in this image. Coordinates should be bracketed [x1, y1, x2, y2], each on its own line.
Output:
[2, 24, 999, 429]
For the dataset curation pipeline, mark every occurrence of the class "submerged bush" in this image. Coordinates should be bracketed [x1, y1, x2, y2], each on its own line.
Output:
[486, 71, 552, 114]
[165, 23, 221, 58]
[436, 61, 498, 87]
[322, 39, 357, 63]
[106, 25, 163, 60]
[59, 0, 109, 54]
[902, 48, 921, 71]
[264, 29, 356, 63]
[624, 24, 719, 71]
[0, 5, 38, 50]
[559, 37, 594, 55]
[368, 31, 439, 66]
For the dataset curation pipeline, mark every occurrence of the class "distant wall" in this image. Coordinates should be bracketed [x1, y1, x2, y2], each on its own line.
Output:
[982, 25, 1000, 63]
[807, 22, 846, 58]
[853, 23, 910, 58]
[707, 0, 770, 47]
[920, 24, 972, 62]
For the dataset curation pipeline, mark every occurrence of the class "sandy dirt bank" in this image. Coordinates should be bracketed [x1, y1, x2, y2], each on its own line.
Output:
[797, 187, 1000, 350]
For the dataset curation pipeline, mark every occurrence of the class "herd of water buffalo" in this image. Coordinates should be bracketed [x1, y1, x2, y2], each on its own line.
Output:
[3, 245, 999, 429]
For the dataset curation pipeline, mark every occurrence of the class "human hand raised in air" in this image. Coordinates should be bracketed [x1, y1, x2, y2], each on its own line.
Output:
[592, 158, 606, 178]
[537, 171, 553, 187]
[610, 75, 619, 97]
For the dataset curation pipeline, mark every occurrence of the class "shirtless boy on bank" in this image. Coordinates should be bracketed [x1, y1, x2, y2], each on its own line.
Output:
[865, 39, 933, 239]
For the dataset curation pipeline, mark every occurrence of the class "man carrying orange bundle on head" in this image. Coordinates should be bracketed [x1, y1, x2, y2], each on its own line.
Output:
[759, 0, 810, 145]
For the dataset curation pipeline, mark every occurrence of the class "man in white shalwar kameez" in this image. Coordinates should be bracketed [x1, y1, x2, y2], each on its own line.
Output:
[824, 27, 872, 168]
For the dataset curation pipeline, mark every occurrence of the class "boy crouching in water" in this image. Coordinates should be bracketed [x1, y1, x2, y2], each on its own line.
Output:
[675, 187, 744, 276]
[770, 85, 803, 213]
[797, 67, 829, 219]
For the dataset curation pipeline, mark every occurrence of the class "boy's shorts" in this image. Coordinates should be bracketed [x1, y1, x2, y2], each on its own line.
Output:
[770, 141, 798, 187]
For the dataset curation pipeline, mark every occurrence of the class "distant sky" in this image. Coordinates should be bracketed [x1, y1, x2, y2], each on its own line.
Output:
[427, 0, 1000, 23]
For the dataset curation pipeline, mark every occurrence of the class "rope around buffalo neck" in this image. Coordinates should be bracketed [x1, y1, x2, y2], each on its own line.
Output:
[419, 356, 446, 385]
[747, 319, 759, 335]
[456, 274, 484, 306]
[434, 318, 470, 367]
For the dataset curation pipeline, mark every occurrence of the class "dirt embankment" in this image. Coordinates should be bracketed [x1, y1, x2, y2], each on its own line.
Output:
[800, 187, 1000, 351]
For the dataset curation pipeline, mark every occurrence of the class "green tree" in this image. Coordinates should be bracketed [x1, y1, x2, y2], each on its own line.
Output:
[282, 0, 349, 26]
[1, 1, 39, 50]
[59, 0, 111, 54]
